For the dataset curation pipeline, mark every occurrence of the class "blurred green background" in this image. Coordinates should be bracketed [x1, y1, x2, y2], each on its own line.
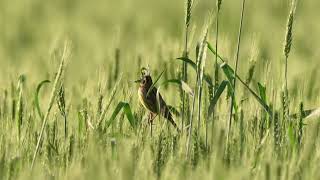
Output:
[0, 0, 319, 102]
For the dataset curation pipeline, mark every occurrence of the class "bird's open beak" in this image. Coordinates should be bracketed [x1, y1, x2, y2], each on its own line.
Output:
[134, 79, 141, 83]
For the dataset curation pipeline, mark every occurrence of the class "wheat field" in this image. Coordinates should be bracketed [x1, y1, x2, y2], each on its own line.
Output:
[0, 0, 320, 179]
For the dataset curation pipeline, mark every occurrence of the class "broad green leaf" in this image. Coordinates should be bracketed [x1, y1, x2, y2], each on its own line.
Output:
[35, 80, 51, 120]
[77, 110, 84, 135]
[176, 57, 213, 86]
[122, 103, 136, 128]
[287, 124, 296, 147]
[176, 57, 197, 70]
[207, 80, 228, 117]
[203, 74, 213, 86]
[207, 41, 225, 64]
[220, 63, 235, 91]
[257, 82, 267, 103]
[161, 79, 194, 97]
[106, 102, 136, 129]
[208, 43, 273, 117]
[239, 75, 272, 117]
[97, 75, 122, 128]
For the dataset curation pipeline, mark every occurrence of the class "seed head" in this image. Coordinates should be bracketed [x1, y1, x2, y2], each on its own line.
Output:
[217, 0, 223, 12]
[284, 0, 297, 59]
[185, 0, 193, 28]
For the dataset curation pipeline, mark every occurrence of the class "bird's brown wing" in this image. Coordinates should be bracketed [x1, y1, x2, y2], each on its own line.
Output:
[149, 87, 180, 131]
[140, 87, 158, 113]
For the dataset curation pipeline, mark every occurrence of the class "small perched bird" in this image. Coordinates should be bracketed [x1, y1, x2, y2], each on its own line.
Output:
[135, 68, 180, 132]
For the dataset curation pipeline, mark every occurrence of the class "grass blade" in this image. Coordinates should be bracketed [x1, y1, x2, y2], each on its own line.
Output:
[207, 42, 225, 62]
[176, 58, 213, 86]
[97, 75, 122, 128]
[176, 57, 197, 70]
[257, 82, 267, 103]
[207, 80, 228, 118]
[31, 41, 70, 169]
[161, 79, 194, 97]
[106, 102, 136, 129]
[220, 63, 272, 117]
[208, 45, 272, 116]
[34, 80, 50, 120]
[220, 63, 235, 92]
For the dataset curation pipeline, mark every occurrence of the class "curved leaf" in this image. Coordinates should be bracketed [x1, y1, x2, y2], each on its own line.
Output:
[35, 80, 51, 119]
[106, 102, 136, 129]
[176, 57, 212, 86]
[257, 82, 267, 103]
[208, 80, 228, 118]
[176, 57, 197, 70]
[207, 42, 273, 117]
[97, 75, 122, 127]
[207, 41, 225, 63]
[220, 63, 235, 92]
[203, 74, 213, 87]
[161, 79, 194, 97]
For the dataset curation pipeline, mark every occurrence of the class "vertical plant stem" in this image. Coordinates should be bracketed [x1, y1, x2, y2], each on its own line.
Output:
[182, 0, 193, 135]
[211, 0, 222, 149]
[31, 42, 69, 169]
[187, 28, 208, 159]
[17, 78, 24, 142]
[283, 0, 296, 123]
[284, 56, 290, 123]
[187, 74, 198, 158]
[186, 43, 200, 159]
[227, 0, 246, 145]
[197, 79, 202, 138]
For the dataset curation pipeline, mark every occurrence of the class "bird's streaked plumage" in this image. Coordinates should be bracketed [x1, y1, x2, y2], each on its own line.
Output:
[136, 71, 179, 132]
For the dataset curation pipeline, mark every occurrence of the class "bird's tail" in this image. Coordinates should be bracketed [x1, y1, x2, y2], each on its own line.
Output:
[162, 108, 180, 133]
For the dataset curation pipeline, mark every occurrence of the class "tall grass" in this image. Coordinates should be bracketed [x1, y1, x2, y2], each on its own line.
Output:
[211, 0, 223, 149]
[181, 0, 194, 134]
[196, 27, 208, 143]
[56, 82, 68, 139]
[31, 41, 70, 169]
[227, 0, 246, 146]
[16, 75, 25, 141]
[187, 26, 208, 158]
[283, 0, 297, 122]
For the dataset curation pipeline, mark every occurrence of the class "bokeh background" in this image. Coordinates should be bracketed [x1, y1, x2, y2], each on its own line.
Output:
[1, 0, 319, 81]
[1, 0, 320, 117]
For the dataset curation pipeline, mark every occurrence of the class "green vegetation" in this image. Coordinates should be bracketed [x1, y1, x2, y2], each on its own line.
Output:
[0, 0, 320, 179]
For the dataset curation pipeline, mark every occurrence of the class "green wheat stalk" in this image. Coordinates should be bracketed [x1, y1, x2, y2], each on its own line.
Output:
[187, 26, 208, 158]
[211, 0, 223, 149]
[181, 0, 194, 134]
[227, 0, 246, 147]
[31, 41, 70, 169]
[283, 0, 297, 122]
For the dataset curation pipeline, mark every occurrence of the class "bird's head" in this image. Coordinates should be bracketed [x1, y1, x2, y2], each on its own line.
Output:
[134, 67, 153, 89]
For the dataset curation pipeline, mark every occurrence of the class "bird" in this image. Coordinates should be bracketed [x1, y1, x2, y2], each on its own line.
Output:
[135, 68, 180, 132]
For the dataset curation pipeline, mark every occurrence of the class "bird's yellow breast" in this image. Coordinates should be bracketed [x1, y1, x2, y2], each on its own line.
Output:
[138, 88, 149, 110]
